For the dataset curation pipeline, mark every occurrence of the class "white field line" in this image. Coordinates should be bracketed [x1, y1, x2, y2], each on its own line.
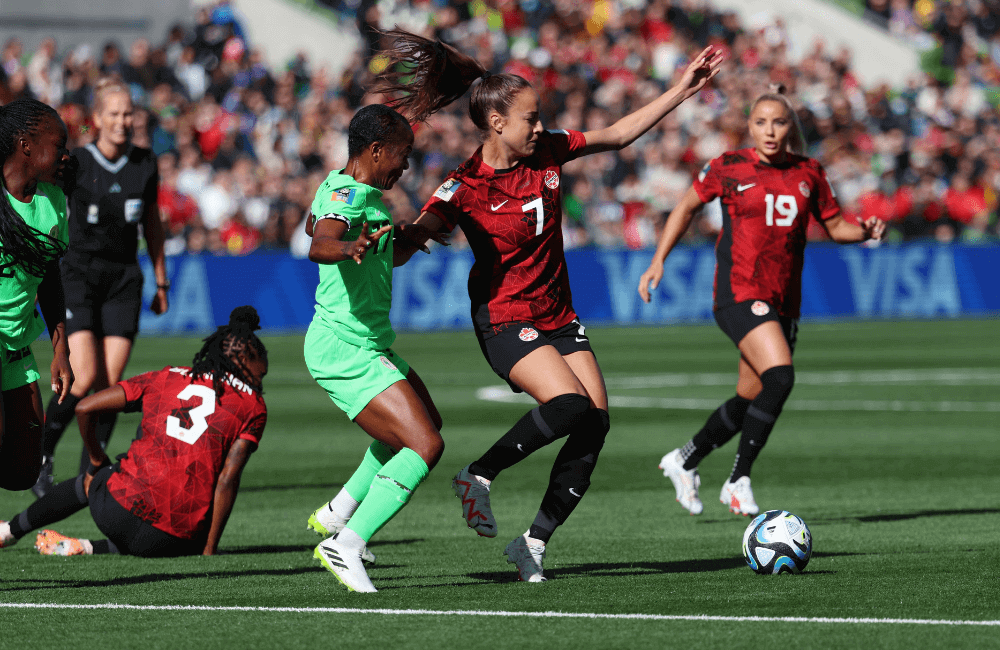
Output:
[0, 603, 997, 627]
[602, 368, 1000, 389]
[476, 387, 1000, 412]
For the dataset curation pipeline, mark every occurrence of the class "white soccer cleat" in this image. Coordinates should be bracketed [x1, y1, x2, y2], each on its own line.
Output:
[452, 465, 497, 537]
[721, 476, 760, 516]
[658, 449, 703, 515]
[314, 536, 377, 593]
[307, 504, 375, 564]
[0, 520, 17, 548]
[504, 531, 547, 583]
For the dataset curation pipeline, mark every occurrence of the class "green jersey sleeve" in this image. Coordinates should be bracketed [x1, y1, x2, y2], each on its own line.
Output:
[312, 182, 366, 229]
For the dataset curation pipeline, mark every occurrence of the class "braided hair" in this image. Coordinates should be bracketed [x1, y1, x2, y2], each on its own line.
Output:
[191, 306, 268, 400]
[0, 98, 69, 277]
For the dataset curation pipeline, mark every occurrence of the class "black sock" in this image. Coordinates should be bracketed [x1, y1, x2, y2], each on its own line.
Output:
[680, 396, 752, 470]
[78, 412, 117, 474]
[91, 539, 118, 554]
[41, 393, 82, 458]
[469, 394, 591, 481]
[529, 409, 610, 543]
[8, 475, 89, 539]
[731, 366, 795, 481]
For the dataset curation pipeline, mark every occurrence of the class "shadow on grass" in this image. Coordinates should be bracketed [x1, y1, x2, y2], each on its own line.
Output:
[240, 483, 344, 493]
[813, 508, 1000, 524]
[223, 539, 422, 556]
[3, 566, 328, 592]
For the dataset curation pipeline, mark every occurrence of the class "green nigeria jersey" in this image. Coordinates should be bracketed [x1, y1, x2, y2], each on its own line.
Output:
[310, 169, 395, 350]
[0, 182, 68, 349]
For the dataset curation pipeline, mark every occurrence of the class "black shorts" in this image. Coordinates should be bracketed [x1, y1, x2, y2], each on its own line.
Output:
[714, 300, 799, 354]
[476, 318, 593, 393]
[62, 255, 143, 340]
[89, 465, 204, 558]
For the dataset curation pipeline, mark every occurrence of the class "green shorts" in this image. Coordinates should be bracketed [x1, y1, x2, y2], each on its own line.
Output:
[2, 344, 40, 392]
[304, 323, 411, 420]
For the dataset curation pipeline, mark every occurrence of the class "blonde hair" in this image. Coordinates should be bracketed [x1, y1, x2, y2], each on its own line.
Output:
[92, 76, 131, 115]
[750, 84, 805, 155]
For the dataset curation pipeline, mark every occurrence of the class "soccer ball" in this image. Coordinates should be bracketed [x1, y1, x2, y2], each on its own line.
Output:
[742, 510, 812, 575]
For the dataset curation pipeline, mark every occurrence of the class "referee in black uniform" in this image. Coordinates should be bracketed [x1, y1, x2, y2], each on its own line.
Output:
[33, 77, 169, 496]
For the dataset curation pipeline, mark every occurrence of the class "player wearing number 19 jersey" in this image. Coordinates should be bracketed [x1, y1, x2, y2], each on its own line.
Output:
[639, 91, 884, 520]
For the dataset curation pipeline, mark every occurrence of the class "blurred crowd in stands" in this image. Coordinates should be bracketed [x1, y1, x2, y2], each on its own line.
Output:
[2, 0, 998, 256]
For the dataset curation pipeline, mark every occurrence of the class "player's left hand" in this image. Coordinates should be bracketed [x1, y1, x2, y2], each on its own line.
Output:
[50, 350, 73, 404]
[396, 222, 450, 254]
[678, 46, 724, 98]
[151, 288, 169, 315]
[862, 216, 886, 242]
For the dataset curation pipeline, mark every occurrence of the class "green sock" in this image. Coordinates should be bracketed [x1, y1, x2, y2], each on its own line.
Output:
[345, 448, 429, 543]
[343, 441, 397, 502]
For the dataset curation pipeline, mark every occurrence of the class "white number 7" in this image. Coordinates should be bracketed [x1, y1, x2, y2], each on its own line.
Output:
[522, 197, 545, 236]
[166, 384, 217, 445]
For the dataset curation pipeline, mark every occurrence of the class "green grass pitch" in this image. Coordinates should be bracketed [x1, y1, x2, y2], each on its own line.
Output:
[2, 319, 998, 649]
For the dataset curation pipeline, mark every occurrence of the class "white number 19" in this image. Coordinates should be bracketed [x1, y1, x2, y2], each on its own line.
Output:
[764, 194, 798, 227]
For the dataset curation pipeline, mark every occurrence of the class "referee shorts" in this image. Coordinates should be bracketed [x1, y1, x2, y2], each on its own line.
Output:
[62, 256, 143, 340]
[714, 300, 798, 354]
[304, 322, 411, 420]
[89, 466, 204, 558]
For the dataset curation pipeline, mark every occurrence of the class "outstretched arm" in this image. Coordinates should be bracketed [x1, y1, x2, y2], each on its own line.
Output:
[308, 218, 392, 265]
[392, 213, 450, 267]
[37, 260, 73, 402]
[822, 214, 886, 244]
[76, 385, 127, 493]
[203, 439, 255, 555]
[580, 46, 723, 155]
[638, 186, 706, 303]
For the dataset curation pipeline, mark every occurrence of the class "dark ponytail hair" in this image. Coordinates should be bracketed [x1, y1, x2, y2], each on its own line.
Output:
[0, 98, 69, 277]
[370, 29, 532, 135]
[191, 305, 268, 400]
[347, 104, 411, 158]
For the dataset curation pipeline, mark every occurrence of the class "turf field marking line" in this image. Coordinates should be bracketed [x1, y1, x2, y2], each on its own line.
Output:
[1, 603, 998, 626]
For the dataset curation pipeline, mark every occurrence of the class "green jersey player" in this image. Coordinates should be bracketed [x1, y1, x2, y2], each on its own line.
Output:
[0, 98, 74, 491]
[302, 104, 446, 593]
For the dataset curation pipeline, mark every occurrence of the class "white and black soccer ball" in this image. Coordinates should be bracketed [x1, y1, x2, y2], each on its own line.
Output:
[742, 510, 812, 575]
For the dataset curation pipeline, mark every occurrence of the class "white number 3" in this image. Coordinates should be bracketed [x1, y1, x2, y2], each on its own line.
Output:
[764, 194, 798, 227]
[166, 384, 217, 445]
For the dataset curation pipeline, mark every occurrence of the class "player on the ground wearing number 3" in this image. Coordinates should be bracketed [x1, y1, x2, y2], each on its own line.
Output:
[375, 29, 722, 582]
[638, 87, 886, 518]
[0, 306, 267, 557]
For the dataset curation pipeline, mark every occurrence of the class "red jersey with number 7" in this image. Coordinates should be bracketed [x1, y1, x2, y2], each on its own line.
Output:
[693, 148, 841, 318]
[106, 366, 267, 539]
[421, 129, 587, 330]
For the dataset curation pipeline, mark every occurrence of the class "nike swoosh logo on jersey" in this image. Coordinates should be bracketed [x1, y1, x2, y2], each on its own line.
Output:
[491, 200, 508, 211]
[737, 183, 756, 192]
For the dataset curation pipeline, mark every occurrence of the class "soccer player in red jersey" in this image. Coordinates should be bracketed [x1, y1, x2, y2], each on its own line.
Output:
[0, 306, 268, 557]
[374, 29, 722, 581]
[638, 89, 886, 518]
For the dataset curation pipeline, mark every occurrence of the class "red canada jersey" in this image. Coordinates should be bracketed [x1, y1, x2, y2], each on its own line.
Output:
[422, 129, 588, 330]
[107, 366, 267, 539]
[694, 148, 841, 318]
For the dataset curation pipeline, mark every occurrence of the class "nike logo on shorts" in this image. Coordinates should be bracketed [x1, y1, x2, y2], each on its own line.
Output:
[569, 488, 581, 497]
[737, 183, 756, 192]
[491, 200, 508, 211]
[575, 337, 587, 343]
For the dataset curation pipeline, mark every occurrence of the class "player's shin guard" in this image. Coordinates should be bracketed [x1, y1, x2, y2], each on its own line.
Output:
[41, 393, 81, 458]
[529, 408, 610, 543]
[343, 441, 397, 503]
[469, 393, 591, 481]
[680, 395, 752, 470]
[731, 366, 795, 480]
[343, 448, 429, 543]
[8, 475, 89, 541]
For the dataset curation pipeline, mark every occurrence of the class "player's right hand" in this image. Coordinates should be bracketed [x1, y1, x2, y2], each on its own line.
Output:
[638, 265, 664, 303]
[350, 220, 393, 264]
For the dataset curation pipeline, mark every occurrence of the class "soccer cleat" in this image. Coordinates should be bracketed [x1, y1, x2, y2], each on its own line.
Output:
[31, 456, 54, 499]
[0, 520, 17, 548]
[504, 531, 547, 583]
[314, 536, 377, 593]
[720, 476, 760, 516]
[35, 530, 88, 556]
[451, 465, 497, 537]
[307, 503, 375, 564]
[658, 449, 703, 515]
